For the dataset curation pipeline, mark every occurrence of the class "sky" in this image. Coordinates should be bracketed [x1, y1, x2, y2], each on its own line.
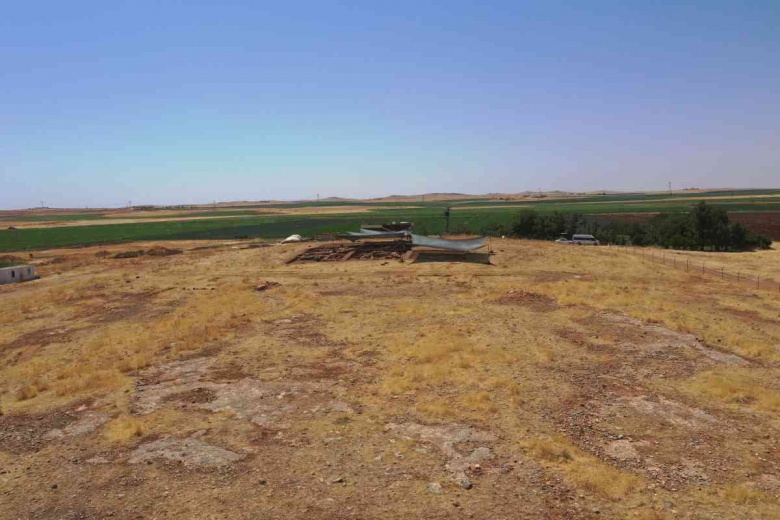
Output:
[1, 1, 779, 209]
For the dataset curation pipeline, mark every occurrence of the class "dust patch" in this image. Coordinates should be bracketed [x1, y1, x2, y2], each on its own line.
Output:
[267, 314, 345, 349]
[201, 378, 335, 429]
[0, 405, 96, 452]
[76, 289, 176, 324]
[385, 422, 496, 487]
[597, 313, 748, 366]
[133, 358, 352, 429]
[616, 395, 720, 429]
[133, 358, 215, 414]
[128, 436, 245, 467]
[43, 412, 110, 439]
[1, 326, 74, 358]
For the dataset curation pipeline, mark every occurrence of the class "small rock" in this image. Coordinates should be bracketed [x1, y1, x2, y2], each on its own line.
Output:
[330, 476, 345, 484]
[427, 482, 443, 495]
[458, 476, 473, 490]
[51, 483, 58, 490]
[258, 479, 267, 486]
[664, 501, 674, 509]
[254, 281, 281, 292]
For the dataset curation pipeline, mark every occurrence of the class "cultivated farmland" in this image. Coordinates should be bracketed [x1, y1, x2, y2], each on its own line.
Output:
[1, 189, 780, 252]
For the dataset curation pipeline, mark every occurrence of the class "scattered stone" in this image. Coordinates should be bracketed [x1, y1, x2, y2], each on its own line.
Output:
[427, 482, 443, 495]
[456, 476, 473, 490]
[51, 483, 58, 490]
[604, 439, 641, 461]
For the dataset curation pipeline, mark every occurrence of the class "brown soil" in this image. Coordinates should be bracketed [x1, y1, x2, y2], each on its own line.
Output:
[496, 290, 558, 311]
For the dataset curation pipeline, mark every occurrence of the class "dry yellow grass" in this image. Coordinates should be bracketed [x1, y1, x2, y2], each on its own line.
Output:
[104, 415, 147, 442]
[2, 238, 780, 519]
[521, 436, 642, 500]
[683, 369, 780, 412]
[0, 279, 266, 412]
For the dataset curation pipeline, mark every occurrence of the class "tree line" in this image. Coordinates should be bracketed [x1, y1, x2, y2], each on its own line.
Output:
[481, 202, 771, 251]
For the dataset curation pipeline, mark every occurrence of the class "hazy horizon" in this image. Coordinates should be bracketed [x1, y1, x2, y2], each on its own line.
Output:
[2, 2, 779, 210]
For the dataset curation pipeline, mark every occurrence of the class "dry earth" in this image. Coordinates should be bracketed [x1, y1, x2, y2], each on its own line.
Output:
[1, 239, 779, 519]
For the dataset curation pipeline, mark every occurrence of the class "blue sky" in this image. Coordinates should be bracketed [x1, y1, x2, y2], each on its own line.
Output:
[1, 1, 778, 208]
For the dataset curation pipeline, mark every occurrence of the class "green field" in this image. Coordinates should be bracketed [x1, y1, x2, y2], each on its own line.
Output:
[1, 190, 779, 252]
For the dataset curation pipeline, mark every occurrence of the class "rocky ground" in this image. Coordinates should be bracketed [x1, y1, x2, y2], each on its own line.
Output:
[1, 239, 779, 519]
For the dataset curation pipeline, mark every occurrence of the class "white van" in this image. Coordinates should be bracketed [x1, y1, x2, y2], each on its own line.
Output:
[571, 234, 600, 246]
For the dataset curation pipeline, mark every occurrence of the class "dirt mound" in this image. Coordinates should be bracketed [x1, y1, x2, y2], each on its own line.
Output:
[113, 250, 144, 259]
[113, 247, 182, 259]
[146, 246, 183, 257]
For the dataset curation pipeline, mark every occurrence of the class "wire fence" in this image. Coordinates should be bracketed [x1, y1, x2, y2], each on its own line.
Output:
[604, 243, 780, 294]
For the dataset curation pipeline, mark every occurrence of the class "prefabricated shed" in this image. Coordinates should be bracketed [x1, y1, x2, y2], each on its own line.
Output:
[0, 265, 37, 285]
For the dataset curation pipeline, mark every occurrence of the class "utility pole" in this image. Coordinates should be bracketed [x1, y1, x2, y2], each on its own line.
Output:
[444, 204, 452, 235]
[317, 193, 320, 203]
[668, 182, 672, 195]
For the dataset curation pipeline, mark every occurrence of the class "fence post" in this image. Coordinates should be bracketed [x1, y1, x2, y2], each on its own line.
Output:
[737, 271, 740, 282]
[702, 262, 705, 274]
[757, 275, 760, 290]
[686, 259, 689, 271]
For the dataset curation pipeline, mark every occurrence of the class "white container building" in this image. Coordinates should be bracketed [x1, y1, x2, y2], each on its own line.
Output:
[0, 265, 37, 285]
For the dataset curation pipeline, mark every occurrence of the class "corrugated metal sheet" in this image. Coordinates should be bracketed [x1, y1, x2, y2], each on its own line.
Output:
[410, 235, 488, 252]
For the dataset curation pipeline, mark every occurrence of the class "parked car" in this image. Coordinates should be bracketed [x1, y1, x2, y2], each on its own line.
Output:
[554, 237, 572, 244]
[571, 234, 600, 246]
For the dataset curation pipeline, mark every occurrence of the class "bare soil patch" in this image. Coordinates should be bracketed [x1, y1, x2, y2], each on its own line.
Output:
[0, 404, 97, 452]
[128, 436, 245, 468]
[496, 290, 558, 311]
[1, 326, 74, 357]
[548, 311, 771, 491]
